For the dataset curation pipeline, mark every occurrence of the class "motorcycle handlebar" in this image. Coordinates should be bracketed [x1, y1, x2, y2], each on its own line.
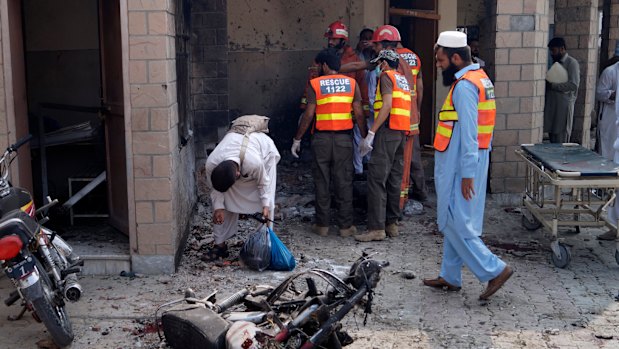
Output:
[9, 134, 33, 152]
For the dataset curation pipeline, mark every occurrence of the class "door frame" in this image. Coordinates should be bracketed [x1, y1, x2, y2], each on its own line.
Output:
[1, 0, 136, 256]
[1, 0, 33, 190]
[118, 0, 136, 254]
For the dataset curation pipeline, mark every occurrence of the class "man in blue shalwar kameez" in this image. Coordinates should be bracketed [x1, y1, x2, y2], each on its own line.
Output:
[422, 31, 513, 300]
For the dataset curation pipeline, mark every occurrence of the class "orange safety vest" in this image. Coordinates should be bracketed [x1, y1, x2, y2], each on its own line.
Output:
[373, 70, 411, 131]
[396, 47, 421, 134]
[434, 69, 496, 152]
[300, 46, 363, 110]
[396, 48, 421, 93]
[310, 74, 356, 131]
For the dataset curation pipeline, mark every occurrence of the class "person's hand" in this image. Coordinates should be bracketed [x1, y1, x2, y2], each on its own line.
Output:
[611, 91, 616, 101]
[461, 178, 475, 201]
[359, 130, 375, 157]
[291, 139, 301, 158]
[213, 209, 225, 224]
[262, 206, 270, 220]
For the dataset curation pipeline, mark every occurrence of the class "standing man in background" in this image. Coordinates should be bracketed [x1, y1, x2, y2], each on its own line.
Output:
[423, 31, 512, 300]
[595, 45, 619, 161]
[468, 38, 485, 67]
[595, 45, 619, 241]
[544, 37, 580, 143]
[353, 28, 375, 180]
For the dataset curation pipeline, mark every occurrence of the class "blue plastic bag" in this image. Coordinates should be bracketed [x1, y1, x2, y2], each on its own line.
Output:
[268, 227, 296, 271]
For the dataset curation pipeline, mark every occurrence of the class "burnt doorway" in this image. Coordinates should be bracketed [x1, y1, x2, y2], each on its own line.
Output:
[21, 0, 129, 238]
[389, 0, 440, 147]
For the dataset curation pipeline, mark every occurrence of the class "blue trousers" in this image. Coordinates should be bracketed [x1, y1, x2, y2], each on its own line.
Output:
[439, 223, 506, 287]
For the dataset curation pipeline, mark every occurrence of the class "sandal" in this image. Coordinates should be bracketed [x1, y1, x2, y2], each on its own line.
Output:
[201, 245, 230, 262]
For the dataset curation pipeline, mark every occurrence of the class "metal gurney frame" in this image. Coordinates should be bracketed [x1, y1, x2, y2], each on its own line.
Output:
[515, 143, 619, 268]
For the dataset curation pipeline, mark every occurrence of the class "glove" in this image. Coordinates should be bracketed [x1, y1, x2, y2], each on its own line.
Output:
[291, 138, 301, 158]
[359, 131, 375, 157]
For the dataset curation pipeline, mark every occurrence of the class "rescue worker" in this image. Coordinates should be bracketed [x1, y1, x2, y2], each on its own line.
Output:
[291, 48, 367, 237]
[422, 31, 513, 300]
[354, 49, 411, 242]
[396, 40, 428, 202]
[340, 25, 420, 209]
[299, 21, 365, 112]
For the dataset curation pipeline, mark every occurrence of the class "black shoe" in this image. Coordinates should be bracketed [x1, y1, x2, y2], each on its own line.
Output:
[410, 191, 428, 202]
[354, 173, 367, 181]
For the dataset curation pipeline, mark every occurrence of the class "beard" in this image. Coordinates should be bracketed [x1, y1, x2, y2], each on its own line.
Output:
[551, 54, 562, 62]
[441, 62, 459, 86]
[328, 39, 345, 50]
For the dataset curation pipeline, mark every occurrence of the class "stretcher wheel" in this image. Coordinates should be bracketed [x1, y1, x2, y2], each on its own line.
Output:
[551, 243, 571, 268]
[521, 214, 542, 231]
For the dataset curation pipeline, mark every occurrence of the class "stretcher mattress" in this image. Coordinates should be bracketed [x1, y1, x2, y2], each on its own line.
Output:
[521, 143, 619, 177]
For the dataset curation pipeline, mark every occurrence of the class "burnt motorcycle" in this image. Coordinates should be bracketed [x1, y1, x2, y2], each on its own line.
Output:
[0, 135, 83, 347]
[160, 253, 388, 349]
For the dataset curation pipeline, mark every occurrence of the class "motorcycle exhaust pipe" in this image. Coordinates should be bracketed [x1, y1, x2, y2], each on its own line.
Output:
[63, 274, 82, 302]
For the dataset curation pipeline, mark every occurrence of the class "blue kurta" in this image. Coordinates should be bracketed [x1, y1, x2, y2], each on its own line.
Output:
[434, 63, 505, 287]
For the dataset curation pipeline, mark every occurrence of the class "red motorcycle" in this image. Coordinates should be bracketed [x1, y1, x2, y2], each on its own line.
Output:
[0, 135, 83, 347]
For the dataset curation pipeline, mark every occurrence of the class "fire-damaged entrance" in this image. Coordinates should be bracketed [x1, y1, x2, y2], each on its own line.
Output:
[17, 0, 130, 271]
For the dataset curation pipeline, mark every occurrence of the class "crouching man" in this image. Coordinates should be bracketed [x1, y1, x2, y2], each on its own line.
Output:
[204, 116, 280, 261]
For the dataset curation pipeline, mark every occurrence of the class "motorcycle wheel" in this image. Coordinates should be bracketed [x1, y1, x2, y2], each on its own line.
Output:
[31, 258, 74, 347]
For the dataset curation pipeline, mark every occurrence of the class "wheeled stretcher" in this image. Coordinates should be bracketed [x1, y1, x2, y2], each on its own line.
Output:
[515, 143, 619, 268]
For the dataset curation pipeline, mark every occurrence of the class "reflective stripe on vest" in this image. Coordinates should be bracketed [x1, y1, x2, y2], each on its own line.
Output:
[373, 70, 411, 131]
[310, 74, 355, 131]
[396, 48, 421, 133]
[434, 69, 496, 152]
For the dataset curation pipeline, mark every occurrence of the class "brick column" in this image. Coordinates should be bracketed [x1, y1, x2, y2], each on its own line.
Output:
[488, 0, 550, 193]
[554, 0, 599, 146]
[127, 0, 180, 273]
[190, 0, 229, 162]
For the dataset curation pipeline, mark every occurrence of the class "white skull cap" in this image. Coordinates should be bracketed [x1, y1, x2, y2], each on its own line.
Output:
[436, 31, 467, 48]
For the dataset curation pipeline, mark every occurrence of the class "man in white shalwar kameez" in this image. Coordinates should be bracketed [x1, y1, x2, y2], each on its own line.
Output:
[598, 70, 619, 242]
[422, 31, 512, 300]
[596, 59, 619, 161]
[204, 131, 280, 259]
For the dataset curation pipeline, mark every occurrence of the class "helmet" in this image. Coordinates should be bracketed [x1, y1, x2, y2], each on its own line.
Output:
[371, 25, 401, 42]
[325, 21, 349, 40]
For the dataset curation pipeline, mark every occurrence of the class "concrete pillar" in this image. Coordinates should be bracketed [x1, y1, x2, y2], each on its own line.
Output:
[487, 0, 550, 193]
[553, 0, 599, 147]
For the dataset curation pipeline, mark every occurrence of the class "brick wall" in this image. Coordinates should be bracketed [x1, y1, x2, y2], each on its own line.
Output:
[488, 0, 549, 193]
[190, 0, 229, 162]
[554, 0, 599, 146]
[128, 0, 196, 273]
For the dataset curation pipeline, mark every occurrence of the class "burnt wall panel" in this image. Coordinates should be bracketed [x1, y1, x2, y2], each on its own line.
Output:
[191, 0, 383, 160]
[226, 0, 366, 151]
[191, 0, 229, 160]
